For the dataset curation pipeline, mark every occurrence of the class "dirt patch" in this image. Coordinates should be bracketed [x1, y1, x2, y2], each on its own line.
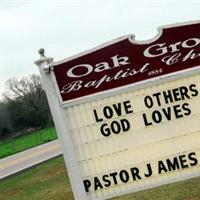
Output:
[48, 164, 65, 177]
[2, 187, 23, 197]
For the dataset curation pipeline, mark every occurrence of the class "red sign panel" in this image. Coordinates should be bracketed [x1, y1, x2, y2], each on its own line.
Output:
[53, 22, 200, 102]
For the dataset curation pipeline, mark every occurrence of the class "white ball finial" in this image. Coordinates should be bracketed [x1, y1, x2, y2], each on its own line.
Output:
[38, 48, 45, 57]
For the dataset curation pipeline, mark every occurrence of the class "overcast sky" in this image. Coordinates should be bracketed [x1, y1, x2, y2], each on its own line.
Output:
[1, 0, 200, 98]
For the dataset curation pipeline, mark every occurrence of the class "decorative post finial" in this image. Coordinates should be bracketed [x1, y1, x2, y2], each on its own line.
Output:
[35, 48, 53, 73]
[38, 48, 45, 58]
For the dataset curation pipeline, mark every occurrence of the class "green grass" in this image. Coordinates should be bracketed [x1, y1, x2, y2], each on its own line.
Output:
[0, 156, 200, 200]
[0, 127, 57, 159]
[0, 156, 73, 200]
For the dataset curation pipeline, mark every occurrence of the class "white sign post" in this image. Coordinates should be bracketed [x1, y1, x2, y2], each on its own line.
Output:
[34, 50, 88, 199]
[35, 21, 200, 200]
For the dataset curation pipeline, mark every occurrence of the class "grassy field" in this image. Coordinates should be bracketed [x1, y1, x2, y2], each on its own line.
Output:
[0, 127, 57, 159]
[1, 156, 200, 200]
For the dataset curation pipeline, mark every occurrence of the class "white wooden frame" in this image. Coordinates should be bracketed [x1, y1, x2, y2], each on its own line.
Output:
[34, 20, 200, 200]
[35, 57, 88, 200]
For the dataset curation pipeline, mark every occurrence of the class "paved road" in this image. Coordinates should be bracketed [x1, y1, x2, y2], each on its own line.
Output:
[0, 139, 62, 179]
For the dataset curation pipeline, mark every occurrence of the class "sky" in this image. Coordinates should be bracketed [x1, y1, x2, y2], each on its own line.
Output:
[1, 0, 200, 98]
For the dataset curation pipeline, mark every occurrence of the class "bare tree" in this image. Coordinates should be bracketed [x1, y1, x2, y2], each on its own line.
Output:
[5, 74, 52, 131]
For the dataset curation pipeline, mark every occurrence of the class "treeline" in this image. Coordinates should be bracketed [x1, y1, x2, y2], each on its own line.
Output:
[0, 74, 53, 140]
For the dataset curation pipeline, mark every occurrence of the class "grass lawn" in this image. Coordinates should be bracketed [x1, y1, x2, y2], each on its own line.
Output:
[0, 127, 57, 159]
[1, 156, 200, 200]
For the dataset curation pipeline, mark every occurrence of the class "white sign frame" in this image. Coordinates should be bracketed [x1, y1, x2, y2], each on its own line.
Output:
[35, 20, 200, 200]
